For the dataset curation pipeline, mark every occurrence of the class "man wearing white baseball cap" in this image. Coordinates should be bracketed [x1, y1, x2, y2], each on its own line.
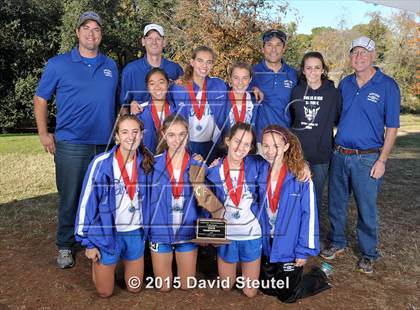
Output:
[321, 36, 400, 274]
[120, 23, 183, 114]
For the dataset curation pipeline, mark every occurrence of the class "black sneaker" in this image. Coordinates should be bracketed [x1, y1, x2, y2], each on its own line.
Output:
[357, 257, 374, 274]
[320, 245, 345, 260]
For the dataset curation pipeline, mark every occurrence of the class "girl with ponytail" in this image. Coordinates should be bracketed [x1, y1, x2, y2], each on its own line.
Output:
[170, 46, 228, 164]
[75, 114, 153, 297]
[257, 125, 329, 303]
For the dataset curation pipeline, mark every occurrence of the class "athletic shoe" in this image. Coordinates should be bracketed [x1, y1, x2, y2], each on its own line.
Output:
[320, 245, 345, 260]
[357, 257, 374, 274]
[57, 249, 74, 269]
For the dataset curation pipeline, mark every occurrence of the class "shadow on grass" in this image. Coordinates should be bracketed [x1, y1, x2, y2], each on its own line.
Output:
[0, 193, 58, 230]
[395, 131, 420, 149]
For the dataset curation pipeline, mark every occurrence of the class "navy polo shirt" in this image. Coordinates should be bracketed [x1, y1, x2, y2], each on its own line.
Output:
[335, 68, 400, 150]
[120, 56, 183, 106]
[251, 60, 297, 139]
[36, 48, 118, 144]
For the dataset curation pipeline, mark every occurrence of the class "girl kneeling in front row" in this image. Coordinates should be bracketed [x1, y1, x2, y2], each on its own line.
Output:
[75, 115, 154, 297]
[258, 125, 330, 303]
[206, 122, 263, 297]
[149, 114, 204, 291]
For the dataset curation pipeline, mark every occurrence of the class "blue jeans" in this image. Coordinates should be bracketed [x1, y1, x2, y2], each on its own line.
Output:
[311, 163, 330, 218]
[54, 141, 107, 250]
[328, 151, 382, 260]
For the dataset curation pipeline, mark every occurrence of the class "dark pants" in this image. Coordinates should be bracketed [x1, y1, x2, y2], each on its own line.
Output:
[259, 256, 330, 303]
[311, 163, 330, 219]
[54, 141, 107, 250]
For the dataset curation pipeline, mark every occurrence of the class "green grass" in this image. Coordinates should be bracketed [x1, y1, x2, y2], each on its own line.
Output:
[0, 133, 45, 155]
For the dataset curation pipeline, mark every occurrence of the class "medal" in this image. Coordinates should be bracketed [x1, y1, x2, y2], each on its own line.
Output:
[223, 158, 244, 208]
[116, 148, 138, 211]
[166, 151, 190, 199]
[269, 216, 276, 226]
[196, 125, 202, 131]
[151, 99, 170, 133]
[129, 204, 136, 213]
[233, 210, 240, 219]
[186, 80, 207, 120]
[267, 163, 287, 213]
[228, 90, 247, 123]
[173, 204, 183, 212]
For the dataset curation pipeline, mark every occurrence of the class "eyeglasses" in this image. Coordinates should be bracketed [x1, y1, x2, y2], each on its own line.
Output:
[350, 50, 370, 57]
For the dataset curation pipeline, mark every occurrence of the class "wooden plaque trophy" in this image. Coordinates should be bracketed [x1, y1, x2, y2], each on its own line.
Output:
[189, 164, 229, 244]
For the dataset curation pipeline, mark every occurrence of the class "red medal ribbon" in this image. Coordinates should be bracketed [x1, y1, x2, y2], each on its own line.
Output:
[186, 79, 207, 120]
[223, 158, 245, 208]
[266, 163, 287, 213]
[151, 99, 170, 132]
[166, 151, 190, 199]
[228, 91, 247, 123]
[115, 148, 138, 201]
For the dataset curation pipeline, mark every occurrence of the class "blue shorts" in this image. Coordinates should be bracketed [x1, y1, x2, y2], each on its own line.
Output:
[217, 238, 262, 263]
[149, 242, 198, 254]
[100, 229, 145, 265]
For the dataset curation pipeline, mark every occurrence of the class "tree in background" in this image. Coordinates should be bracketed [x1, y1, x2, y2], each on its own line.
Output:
[156, 0, 292, 79]
[0, 0, 62, 130]
[382, 11, 418, 113]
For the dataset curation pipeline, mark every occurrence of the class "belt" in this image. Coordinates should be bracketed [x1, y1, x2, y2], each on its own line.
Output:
[335, 145, 380, 155]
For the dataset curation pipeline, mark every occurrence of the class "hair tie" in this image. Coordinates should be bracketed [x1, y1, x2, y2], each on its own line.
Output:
[263, 129, 288, 144]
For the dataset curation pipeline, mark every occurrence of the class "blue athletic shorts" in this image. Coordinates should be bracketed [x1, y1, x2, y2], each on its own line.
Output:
[149, 241, 198, 254]
[100, 228, 145, 265]
[217, 238, 262, 263]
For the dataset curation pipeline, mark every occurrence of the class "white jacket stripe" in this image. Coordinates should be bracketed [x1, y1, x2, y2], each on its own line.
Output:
[308, 181, 315, 249]
[77, 152, 111, 236]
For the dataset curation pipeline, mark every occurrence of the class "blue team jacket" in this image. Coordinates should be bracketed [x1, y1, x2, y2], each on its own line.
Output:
[138, 99, 177, 154]
[206, 155, 264, 221]
[149, 151, 205, 244]
[170, 76, 228, 142]
[257, 161, 319, 262]
[74, 145, 151, 254]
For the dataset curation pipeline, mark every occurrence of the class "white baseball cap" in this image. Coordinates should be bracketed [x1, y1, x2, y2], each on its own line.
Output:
[143, 24, 164, 37]
[350, 36, 375, 52]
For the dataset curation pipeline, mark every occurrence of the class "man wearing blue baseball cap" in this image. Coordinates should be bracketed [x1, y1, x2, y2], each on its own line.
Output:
[321, 36, 400, 274]
[34, 11, 118, 268]
[250, 29, 298, 141]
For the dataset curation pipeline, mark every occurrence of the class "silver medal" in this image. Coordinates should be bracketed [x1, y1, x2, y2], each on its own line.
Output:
[173, 204, 182, 212]
[233, 210, 240, 219]
[129, 204, 136, 213]
[196, 125, 202, 131]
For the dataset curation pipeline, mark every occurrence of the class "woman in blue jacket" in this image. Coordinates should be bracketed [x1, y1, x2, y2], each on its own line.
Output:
[206, 122, 263, 298]
[74, 115, 154, 297]
[170, 46, 228, 164]
[258, 125, 329, 302]
[132, 68, 177, 154]
[149, 114, 204, 291]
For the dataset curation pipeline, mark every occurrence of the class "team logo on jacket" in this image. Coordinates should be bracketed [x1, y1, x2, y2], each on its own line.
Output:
[103, 69, 113, 77]
[367, 92, 380, 103]
[284, 80, 293, 88]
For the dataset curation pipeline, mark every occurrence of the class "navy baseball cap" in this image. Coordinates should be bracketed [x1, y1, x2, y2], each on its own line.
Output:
[77, 11, 102, 28]
[262, 29, 287, 44]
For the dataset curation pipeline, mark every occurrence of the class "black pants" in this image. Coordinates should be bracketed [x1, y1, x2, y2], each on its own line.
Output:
[259, 255, 331, 303]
